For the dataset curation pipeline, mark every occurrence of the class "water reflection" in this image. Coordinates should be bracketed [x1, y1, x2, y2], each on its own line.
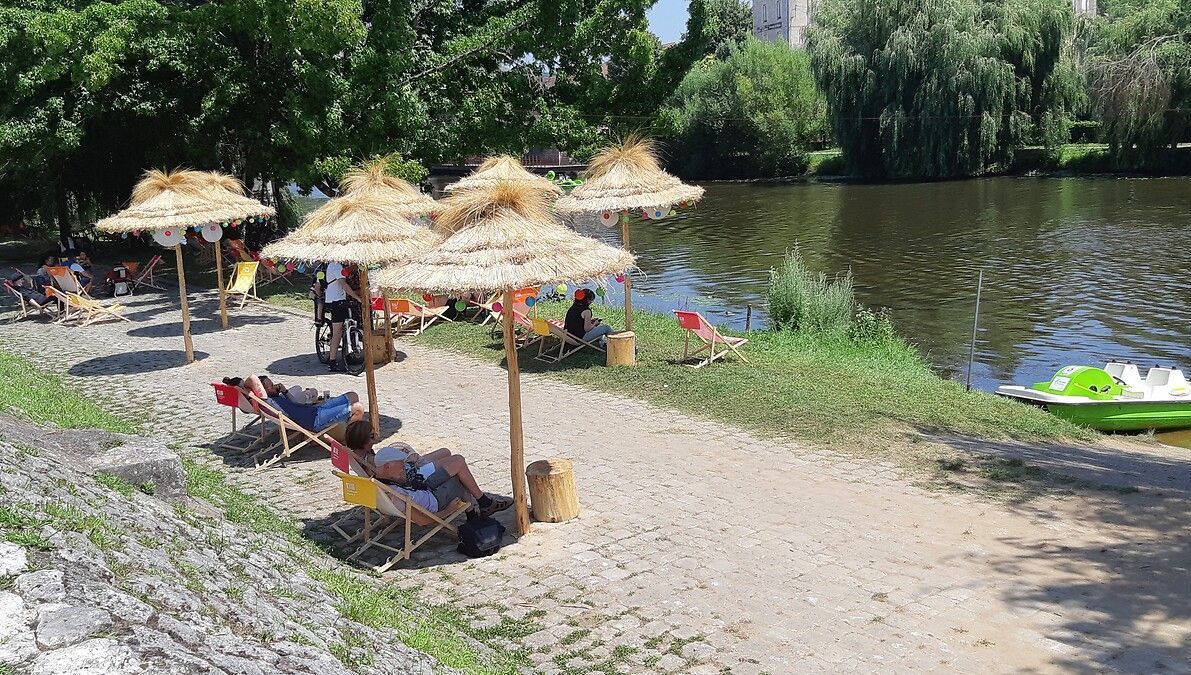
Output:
[575, 177, 1191, 391]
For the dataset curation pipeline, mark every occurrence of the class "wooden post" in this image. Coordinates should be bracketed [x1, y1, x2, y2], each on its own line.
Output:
[620, 215, 633, 331]
[502, 289, 531, 536]
[174, 244, 194, 363]
[745, 304, 753, 333]
[383, 296, 394, 363]
[606, 331, 636, 367]
[357, 266, 380, 435]
[214, 241, 229, 329]
[526, 459, 579, 523]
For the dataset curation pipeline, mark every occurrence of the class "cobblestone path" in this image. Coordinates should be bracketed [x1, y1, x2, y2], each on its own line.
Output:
[3, 288, 1188, 674]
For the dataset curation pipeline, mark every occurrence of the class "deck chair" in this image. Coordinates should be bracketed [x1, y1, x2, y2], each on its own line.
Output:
[69, 294, 129, 326]
[258, 258, 295, 287]
[46, 266, 93, 299]
[333, 470, 470, 572]
[226, 262, 261, 308]
[126, 255, 166, 293]
[3, 280, 55, 321]
[388, 298, 452, 336]
[534, 318, 606, 363]
[674, 310, 749, 369]
[43, 287, 85, 324]
[210, 382, 266, 452]
[245, 392, 337, 471]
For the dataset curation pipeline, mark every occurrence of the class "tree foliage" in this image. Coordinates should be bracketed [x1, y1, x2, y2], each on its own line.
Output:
[659, 38, 827, 178]
[808, 0, 1083, 179]
[1086, 0, 1191, 167]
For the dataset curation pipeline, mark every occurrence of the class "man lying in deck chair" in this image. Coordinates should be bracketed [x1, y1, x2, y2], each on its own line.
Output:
[343, 421, 512, 518]
[226, 375, 365, 432]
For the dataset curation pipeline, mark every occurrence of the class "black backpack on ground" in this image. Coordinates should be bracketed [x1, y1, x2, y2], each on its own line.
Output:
[457, 510, 505, 558]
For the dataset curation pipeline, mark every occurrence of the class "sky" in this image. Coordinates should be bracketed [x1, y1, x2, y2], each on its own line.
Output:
[647, 0, 690, 43]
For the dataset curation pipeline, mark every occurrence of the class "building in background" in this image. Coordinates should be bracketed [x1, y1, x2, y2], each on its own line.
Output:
[754, 0, 1097, 49]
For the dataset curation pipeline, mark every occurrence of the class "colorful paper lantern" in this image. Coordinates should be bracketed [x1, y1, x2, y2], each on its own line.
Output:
[599, 211, 616, 226]
[152, 228, 185, 247]
[120, 233, 128, 239]
[422, 292, 434, 302]
[316, 271, 326, 280]
[555, 283, 567, 295]
[454, 300, 467, 312]
[492, 301, 503, 313]
[297, 264, 307, 274]
[596, 287, 606, 298]
[524, 296, 536, 308]
[286, 262, 296, 272]
[201, 222, 223, 243]
[615, 273, 626, 283]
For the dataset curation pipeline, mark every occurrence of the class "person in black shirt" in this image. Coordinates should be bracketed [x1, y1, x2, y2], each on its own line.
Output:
[564, 288, 614, 347]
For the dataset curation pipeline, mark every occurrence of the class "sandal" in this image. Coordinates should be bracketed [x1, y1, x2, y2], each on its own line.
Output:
[480, 495, 513, 518]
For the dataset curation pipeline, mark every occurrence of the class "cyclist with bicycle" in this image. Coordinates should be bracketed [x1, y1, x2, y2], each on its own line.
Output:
[324, 261, 362, 373]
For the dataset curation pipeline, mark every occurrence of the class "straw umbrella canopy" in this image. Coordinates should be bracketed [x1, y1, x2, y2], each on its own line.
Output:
[443, 155, 563, 196]
[377, 180, 635, 536]
[261, 171, 441, 434]
[339, 161, 439, 218]
[553, 137, 704, 330]
[97, 169, 274, 362]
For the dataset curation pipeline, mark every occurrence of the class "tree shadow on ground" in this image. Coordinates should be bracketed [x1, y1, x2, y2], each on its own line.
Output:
[928, 433, 1190, 671]
[68, 349, 208, 376]
[126, 314, 284, 338]
[203, 413, 404, 470]
[265, 351, 409, 377]
[302, 504, 520, 572]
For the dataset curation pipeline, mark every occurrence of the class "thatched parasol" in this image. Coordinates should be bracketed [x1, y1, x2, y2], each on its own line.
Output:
[377, 180, 635, 535]
[553, 137, 704, 330]
[443, 155, 563, 196]
[97, 169, 273, 362]
[338, 160, 439, 219]
[261, 170, 441, 434]
[191, 172, 275, 329]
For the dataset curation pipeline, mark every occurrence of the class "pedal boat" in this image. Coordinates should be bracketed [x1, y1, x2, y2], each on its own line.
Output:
[996, 362, 1191, 432]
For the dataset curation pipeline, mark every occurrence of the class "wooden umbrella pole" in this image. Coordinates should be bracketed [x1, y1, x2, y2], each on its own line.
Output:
[620, 215, 633, 331]
[383, 297, 394, 363]
[174, 244, 194, 363]
[502, 289, 531, 536]
[358, 266, 380, 435]
[214, 241, 229, 330]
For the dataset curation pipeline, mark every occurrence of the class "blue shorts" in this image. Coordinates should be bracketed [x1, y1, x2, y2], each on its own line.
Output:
[313, 394, 353, 429]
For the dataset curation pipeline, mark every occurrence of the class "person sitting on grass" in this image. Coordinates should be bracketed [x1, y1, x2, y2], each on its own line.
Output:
[223, 375, 364, 431]
[565, 288, 614, 348]
[343, 420, 512, 518]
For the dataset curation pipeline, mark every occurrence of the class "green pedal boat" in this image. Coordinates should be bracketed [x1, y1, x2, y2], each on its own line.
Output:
[996, 362, 1191, 432]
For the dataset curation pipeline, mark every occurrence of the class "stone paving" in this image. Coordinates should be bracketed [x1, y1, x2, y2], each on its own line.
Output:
[2, 287, 1189, 674]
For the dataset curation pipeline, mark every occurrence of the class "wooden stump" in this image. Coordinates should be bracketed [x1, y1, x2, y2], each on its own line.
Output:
[606, 331, 636, 367]
[366, 332, 391, 366]
[526, 459, 579, 523]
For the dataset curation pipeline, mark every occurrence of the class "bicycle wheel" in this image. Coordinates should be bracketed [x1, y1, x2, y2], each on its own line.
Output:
[339, 321, 366, 375]
[314, 321, 332, 364]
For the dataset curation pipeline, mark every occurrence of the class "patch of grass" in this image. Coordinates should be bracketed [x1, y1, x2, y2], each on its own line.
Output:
[138, 481, 156, 496]
[225, 584, 245, 601]
[805, 149, 845, 176]
[558, 628, 591, 646]
[766, 247, 854, 333]
[0, 349, 138, 433]
[95, 473, 136, 498]
[311, 567, 530, 674]
[0, 504, 53, 551]
[0, 576, 12, 591]
[43, 503, 121, 552]
[398, 301, 1087, 446]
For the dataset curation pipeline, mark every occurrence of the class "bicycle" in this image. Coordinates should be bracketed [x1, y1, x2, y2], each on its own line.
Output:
[313, 297, 365, 375]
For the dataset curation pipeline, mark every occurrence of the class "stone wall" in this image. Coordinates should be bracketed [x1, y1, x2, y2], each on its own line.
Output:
[0, 415, 454, 674]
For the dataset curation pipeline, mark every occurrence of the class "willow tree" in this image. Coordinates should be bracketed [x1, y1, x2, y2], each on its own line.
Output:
[809, 0, 1082, 179]
[1087, 0, 1191, 168]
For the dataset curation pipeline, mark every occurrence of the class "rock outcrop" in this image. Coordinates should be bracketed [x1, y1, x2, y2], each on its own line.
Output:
[0, 416, 451, 674]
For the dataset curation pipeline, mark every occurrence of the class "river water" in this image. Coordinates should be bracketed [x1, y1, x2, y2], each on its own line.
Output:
[572, 177, 1191, 393]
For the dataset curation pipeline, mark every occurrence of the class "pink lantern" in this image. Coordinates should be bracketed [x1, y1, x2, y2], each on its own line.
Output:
[492, 301, 504, 313]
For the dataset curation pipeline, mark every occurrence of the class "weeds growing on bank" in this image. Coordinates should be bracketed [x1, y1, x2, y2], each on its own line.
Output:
[0, 348, 138, 433]
[767, 247, 855, 333]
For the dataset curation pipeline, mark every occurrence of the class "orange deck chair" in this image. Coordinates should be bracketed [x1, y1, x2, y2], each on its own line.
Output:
[126, 255, 166, 293]
[387, 298, 453, 336]
[673, 310, 749, 369]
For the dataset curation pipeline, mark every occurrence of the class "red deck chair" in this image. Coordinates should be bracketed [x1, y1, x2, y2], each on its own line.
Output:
[673, 310, 749, 369]
[127, 255, 166, 293]
[210, 382, 266, 452]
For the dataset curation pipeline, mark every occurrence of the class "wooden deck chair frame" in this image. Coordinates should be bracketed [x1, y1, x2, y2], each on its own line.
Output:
[535, 318, 606, 363]
[674, 310, 749, 369]
[127, 255, 167, 293]
[226, 262, 261, 308]
[258, 259, 295, 288]
[388, 298, 453, 336]
[70, 294, 130, 326]
[43, 287, 85, 324]
[246, 392, 336, 471]
[210, 383, 267, 453]
[4, 280, 55, 322]
[333, 470, 470, 572]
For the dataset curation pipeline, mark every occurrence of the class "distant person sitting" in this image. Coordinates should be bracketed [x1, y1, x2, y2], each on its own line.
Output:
[67, 251, 94, 292]
[565, 288, 614, 347]
[224, 375, 363, 431]
[343, 420, 512, 518]
[33, 252, 58, 289]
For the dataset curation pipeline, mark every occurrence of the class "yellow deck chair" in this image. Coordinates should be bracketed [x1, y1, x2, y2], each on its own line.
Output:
[226, 262, 260, 308]
[70, 294, 130, 326]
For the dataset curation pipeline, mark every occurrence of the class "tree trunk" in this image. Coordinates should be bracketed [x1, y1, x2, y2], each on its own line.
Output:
[55, 185, 71, 243]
